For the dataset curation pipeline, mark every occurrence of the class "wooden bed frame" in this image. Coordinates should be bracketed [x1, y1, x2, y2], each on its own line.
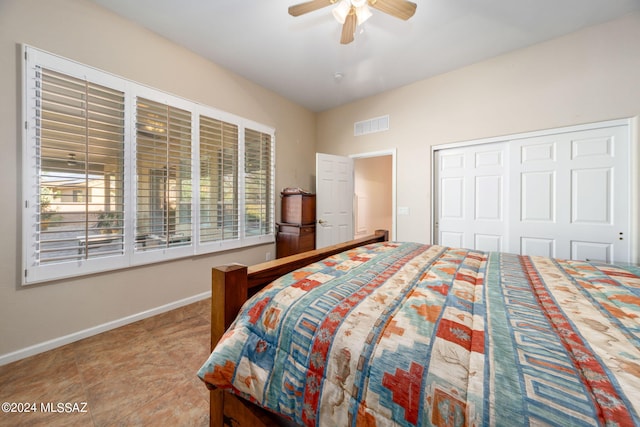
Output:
[209, 230, 389, 427]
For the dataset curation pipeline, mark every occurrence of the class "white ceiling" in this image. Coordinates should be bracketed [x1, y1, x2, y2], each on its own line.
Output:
[89, 0, 640, 112]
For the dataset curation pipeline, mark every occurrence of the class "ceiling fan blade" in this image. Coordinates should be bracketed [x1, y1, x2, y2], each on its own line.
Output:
[340, 8, 357, 44]
[368, 0, 417, 20]
[288, 0, 336, 17]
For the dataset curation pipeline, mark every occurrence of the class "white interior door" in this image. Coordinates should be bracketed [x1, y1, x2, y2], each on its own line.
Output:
[434, 120, 630, 263]
[316, 153, 354, 249]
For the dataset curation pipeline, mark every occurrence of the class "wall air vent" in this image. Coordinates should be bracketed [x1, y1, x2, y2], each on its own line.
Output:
[354, 115, 390, 136]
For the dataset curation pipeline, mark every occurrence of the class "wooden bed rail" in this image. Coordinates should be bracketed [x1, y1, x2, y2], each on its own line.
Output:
[209, 229, 389, 427]
[247, 229, 389, 291]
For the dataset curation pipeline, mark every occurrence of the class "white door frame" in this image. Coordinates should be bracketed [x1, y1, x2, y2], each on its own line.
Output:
[430, 118, 637, 262]
[351, 149, 397, 241]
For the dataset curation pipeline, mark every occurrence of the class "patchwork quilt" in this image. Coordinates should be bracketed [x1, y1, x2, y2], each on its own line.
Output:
[198, 242, 640, 426]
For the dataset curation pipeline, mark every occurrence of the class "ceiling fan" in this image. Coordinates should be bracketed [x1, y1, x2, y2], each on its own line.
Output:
[288, 0, 417, 44]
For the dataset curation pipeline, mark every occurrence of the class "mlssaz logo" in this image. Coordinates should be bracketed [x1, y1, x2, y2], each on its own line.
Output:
[40, 402, 88, 413]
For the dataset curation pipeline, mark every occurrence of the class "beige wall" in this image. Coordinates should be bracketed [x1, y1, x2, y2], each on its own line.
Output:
[318, 11, 640, 256]
[0, 0, 316, 361]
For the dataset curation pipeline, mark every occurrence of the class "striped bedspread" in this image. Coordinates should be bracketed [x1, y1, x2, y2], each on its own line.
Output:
[198, 242, 640, 426]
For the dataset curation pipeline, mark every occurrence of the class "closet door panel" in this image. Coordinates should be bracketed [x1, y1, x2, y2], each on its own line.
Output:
[435, 143, 508, 252]
[509, 124, 629, 262]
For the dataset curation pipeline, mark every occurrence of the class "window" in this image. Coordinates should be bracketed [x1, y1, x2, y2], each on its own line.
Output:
[244, 128, 275, 238]
[22, 46, 275, 284]
[135, 97, 192, 251]
[199, 115, 238, 244]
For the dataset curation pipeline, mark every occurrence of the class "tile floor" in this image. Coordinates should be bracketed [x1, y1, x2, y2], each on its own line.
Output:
[0, 298, 212, 426]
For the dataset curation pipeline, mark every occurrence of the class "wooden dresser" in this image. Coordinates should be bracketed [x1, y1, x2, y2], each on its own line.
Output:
[276, 189, 316, 258]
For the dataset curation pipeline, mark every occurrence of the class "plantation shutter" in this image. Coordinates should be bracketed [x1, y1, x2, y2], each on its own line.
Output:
[244, 128, 274, 237]
[35, 67, 125, 264]
[23, 46, 277, 284]
[135, 98, 192, 250]
[199, 116, 239, 243]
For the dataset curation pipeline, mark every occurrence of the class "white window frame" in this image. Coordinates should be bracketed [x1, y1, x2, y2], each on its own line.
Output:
[22, 45, 275, 285]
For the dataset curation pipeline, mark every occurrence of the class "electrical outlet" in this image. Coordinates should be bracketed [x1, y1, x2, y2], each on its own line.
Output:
[266, 252, 272, 261]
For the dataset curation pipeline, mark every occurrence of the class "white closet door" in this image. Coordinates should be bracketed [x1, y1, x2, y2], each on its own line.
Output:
[434, 142, 508, 252]
[509, 124, 629, 262]
[434, 121, 630, 263]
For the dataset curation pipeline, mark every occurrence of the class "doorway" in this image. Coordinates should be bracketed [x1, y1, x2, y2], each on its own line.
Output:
[352, 150, 396, 240]
[315, 150, 395, 248]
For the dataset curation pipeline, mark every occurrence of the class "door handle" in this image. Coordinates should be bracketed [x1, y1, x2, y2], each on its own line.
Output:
[318, 219, 328, 226]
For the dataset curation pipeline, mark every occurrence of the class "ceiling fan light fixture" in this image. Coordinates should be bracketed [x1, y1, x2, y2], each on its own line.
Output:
[332, 0, 351, 24]
[355, 5, 372, 25]
[289, 0, 417, 44]
[334, 0, 371, 25]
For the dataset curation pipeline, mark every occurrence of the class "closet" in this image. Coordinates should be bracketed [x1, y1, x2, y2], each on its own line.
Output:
[433, 120, 631, 263]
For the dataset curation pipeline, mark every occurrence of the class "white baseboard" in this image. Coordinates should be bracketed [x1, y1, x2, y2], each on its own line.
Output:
[0, 291, 212, 366]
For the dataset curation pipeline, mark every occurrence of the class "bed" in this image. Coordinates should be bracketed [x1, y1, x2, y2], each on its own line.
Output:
[198, 230, 640, 426]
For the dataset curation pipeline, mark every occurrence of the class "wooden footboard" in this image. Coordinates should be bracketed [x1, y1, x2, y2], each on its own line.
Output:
[209, 230, 389, 427]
